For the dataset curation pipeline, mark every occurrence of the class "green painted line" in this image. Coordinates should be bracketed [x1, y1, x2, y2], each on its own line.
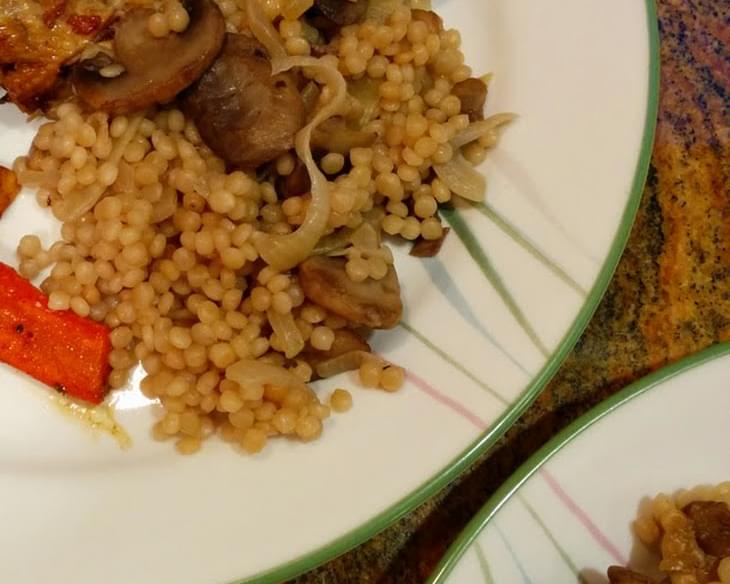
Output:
[518, 494, 586, 582]
[474, 202, 588, 296]
[441, 206, 550, 358]
[475, 541, 496, 584]
[399, 321, 509, 405]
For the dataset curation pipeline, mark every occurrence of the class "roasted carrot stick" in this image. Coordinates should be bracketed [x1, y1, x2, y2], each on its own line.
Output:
[0, 262, 111, 403]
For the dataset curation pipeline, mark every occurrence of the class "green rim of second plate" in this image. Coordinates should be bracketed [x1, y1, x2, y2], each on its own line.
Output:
[234, 2, 661, 582]
[427, 342, 730, 583]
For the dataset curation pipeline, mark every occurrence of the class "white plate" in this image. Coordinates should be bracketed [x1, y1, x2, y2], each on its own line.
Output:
[429, 343, 730, 584]
[0, 1, 658, 582]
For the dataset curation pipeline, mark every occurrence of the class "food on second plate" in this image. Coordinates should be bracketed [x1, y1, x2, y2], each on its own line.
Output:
[607, 483, 730, 584]
[1, 0, 513, 454]
[0, 262, 111, 403]
[0, 166, 20, 217]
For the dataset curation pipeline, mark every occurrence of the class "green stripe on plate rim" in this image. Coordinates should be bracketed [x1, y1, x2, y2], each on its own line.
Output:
[230, 2, 661, 581]
[427, 342, 730, 584]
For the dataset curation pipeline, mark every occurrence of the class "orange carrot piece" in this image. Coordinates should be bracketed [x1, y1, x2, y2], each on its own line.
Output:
[0, 262, 111, 403]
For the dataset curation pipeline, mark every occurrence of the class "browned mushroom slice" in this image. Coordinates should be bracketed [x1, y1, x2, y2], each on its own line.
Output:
[452, 78, 488, 122]
[73, 0, 225, 114]
[277, 157, 311, 198]
[683, 501, 730, 557]
[311, 117, 376, 154]
[312, 0, 368, 27]
[182, 34, 305, 169]
[298, 255, 402, 329]
[607, 566, 657, 584]
[302, 328, 371, 378]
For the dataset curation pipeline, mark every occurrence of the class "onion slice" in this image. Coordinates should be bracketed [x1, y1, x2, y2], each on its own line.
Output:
[451, 113, 516, 149]
[252, 60, 346, 271]
[226, 359, 310, 396]
[434, 152, 486, 202]
[267, 309, 305, 358]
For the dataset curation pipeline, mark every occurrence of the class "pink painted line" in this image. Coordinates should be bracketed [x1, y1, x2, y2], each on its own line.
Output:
[540, 468, 626, 565]
[405, 369, 489, 431]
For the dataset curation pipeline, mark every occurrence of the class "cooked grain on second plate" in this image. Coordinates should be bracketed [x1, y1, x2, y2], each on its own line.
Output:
[607, 483, 730, 584]
[0, 0, 512, 454]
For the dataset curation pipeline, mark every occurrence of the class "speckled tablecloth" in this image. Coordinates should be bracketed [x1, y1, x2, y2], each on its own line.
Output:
[293, 1, 730, 581]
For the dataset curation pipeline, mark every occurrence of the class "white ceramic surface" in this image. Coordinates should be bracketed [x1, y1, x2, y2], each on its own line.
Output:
[0, 1, 656, 582]
[432, 344, 730, 584]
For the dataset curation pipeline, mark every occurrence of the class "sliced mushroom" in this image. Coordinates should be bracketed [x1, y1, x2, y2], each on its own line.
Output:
[182, 34, 305, 169]
[607, 567, 657, 584]
[452, 78, 488, 122]
[302, 328, 371, 378]
[683, 501, 730, 557]
[311, 117, 376, 154]
[72, 0, 225, 115]
[298, 255, 402, 329]
[308, 0, 368, 35]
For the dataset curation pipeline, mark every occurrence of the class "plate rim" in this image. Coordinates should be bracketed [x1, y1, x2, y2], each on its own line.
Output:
[426, 341, 730, 584]
[234, 1, 661, 581]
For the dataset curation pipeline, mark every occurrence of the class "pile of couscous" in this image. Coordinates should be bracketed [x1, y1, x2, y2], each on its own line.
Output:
[4, 0, 511, 454]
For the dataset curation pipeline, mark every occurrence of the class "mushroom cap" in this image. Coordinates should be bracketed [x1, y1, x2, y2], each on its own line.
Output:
[181, 34, 305, 169]
[298, 255, 403, 329]
[312, 0, 368, 27]
[73, 0, 225, 114]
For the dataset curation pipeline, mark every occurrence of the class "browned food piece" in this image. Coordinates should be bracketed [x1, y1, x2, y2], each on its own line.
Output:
[182, 34, 305, 169]
[312, 0, 368, 27]
[302, 328, 371, 377]
[298, 255, 402, 329]
[607, 566, 657, 584]
[0, 166, 21, 218]
[411, 9, 443, 33]
[311, 117, 376, 154]
[73, 0, 225, 115]
[659, 507, 707, 573]
[278, 157, 311, 198]
[452, 78, 488, 122]
[410, 227, 450, 257]
[683, 501, 730, 557]
[0, 0, 114, 112]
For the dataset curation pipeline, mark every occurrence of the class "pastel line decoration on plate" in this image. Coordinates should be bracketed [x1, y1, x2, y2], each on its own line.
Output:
[474, 540, 496, 584]
[405, 369, 489, 431]
[419, 258, 533, 376]
[441, 205, 551, 358]
[493, 522, 535, 584]
[399, 321, 511, 405]
[540, 469, 626, 565]
[517, 493, 584, 579]
[472, 202, 588, 297]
